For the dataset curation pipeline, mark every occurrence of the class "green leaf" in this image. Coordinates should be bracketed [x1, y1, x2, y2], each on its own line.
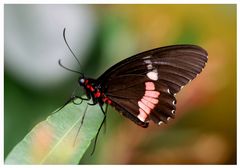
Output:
[5, 100, 103, 164]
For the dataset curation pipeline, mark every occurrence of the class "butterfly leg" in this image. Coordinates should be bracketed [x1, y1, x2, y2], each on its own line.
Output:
[91, 114, 106, 155]
[90, 104, 107, 155]
[87, 102, 98, 106]
[72, 96, 89, 105]
[103, 104, 108, 134]
[52, 95, 90, 115]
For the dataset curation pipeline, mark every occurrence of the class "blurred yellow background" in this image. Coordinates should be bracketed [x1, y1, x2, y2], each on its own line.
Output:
[4, 4, 236, 164]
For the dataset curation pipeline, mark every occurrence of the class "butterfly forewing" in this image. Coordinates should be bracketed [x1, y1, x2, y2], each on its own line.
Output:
[96, 45, 208, 127]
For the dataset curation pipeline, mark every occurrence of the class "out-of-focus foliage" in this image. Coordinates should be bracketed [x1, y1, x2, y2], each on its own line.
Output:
[4, 4, 236, 164]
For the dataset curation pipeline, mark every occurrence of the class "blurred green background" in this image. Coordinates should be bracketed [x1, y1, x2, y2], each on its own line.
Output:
[4, 4, 236, 164]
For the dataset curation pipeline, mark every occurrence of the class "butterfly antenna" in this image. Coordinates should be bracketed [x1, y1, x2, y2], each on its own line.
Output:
[58, 59, 84, 76]
[63, 28, 83, 70]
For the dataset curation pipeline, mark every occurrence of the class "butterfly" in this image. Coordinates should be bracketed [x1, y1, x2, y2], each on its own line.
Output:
[59, 29, 208, 152]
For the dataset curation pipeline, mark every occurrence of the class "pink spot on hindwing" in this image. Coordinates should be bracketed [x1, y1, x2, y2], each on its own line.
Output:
[145, 82, 155, 90]
[145, 91, 160, 98]
[137, 109, 148, 122]
[141, 98, 155, 110]
[137, 82, 160, 122]
[138, 101, 151, 114]
[143, 96, 159, 104]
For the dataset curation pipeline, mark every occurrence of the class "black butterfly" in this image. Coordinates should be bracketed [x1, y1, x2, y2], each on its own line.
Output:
[59, 29, 208, 152]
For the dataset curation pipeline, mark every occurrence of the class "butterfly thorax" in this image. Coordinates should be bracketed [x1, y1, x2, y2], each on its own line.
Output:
[79, 77, 112, 105]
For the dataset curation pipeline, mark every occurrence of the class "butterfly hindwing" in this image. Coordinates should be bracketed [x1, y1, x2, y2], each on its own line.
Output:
[96, 45, 208, 127]
[104, 75, 176, 127]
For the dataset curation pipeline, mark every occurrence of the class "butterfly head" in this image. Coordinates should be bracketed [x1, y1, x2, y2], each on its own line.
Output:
[79, 77, 86, 86]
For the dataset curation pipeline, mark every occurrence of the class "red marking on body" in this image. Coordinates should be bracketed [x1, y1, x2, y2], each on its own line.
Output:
[94, 91, 101, 98]
[145, 82, 155, 90]
[103, 97, 112, 104]
[84, 79, 89, 84]
[86, 84, 94, 92]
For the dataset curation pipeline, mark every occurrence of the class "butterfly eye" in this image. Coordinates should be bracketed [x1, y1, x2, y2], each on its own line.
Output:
[79, 78, 85, 84]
